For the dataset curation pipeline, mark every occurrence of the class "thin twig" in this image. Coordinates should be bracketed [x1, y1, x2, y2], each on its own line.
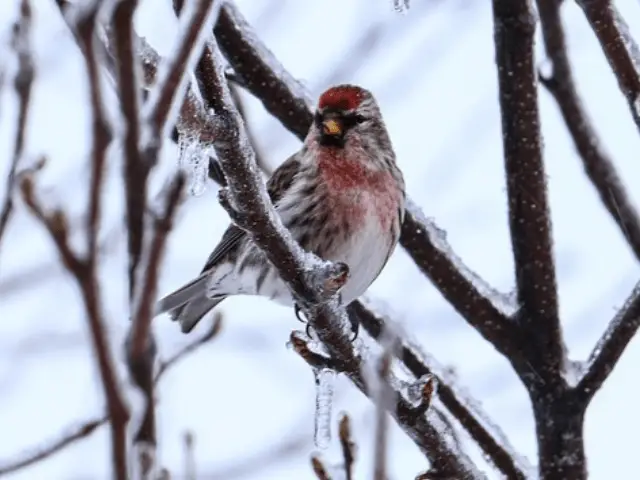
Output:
[576, 0, 640, 135]
[20, 176, 129, 480]
[0, 317, 220, 477]
[338, 414, 355, 480]
[575, 282, 640, 403]
[537, 0, 640, 261]
[0, 417, 107, 477]
[74, 1, 113, 268]
[0, 0, 34, 265]
[145, 0, 221, 140]
[111, 0, 146, 299]
[311, 456, 331, 480]
[349, 302, 530, 479]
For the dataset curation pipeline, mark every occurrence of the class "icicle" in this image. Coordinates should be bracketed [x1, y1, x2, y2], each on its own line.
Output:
[313, 368, 336, 449]
[178, 135, 212, 196]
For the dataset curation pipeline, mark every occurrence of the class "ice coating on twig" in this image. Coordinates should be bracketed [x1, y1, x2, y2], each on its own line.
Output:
[313, 368, 336, 449]
[405, 198, 517, 316]
[178, 135, 212, 196]
[220, 3, 314, 112]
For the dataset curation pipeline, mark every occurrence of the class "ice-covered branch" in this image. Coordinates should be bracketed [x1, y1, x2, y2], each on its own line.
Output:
[0, 417, 108, 477]
[0, 0, 34, 265]
[291, 331, 482, 476]
[575, 282, 640, 403]
[537, 0, 640, 261]
[16, 5, 131, 478]
[20, 174, 129, 479]
[213, 2, 314, 140]
[126, 174, 185, 464]
[145, 0, 221, 140]
[400, 202, 520, 357]
[212, 2, 515, 353]
[0, 316, 221, 477]
[492, 0, 563, 376]
[349, 302, 531, 479]
[110, 0, 147, 299]
[576, 0, 640, 135]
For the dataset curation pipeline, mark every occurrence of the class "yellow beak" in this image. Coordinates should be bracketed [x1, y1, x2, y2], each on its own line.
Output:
[322, 118, 343, 136]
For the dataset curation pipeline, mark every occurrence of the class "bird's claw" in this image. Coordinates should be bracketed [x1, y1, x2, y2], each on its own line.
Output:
[293, 300, 359, 342]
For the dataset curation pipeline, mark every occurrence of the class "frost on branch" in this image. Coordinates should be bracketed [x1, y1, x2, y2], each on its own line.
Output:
[178, 134, 213, 196]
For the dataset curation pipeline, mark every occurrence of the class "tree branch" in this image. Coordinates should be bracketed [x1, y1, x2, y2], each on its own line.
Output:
[537, 0, 640, 261]
[110, 0, 147, 299]
[0, 315, 221, 477]
[212, 3, 515, 355]
[349, 301, 531, 480]
[145, 0, 221, 140]
[576, 0, 640, 135]
[0, 417, 107, 477]
[575, 282, 640, 403]
[0, 0, 34, 266]
[193, 29, 482, 476]
[492, 0, 563, 379]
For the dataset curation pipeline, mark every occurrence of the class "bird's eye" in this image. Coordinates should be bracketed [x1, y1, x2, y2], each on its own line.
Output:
[355, 114, 367, 124]
[314, 111, 323, 125]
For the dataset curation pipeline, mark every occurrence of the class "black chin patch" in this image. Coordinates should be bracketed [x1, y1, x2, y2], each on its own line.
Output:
[319, 134, 345, 148]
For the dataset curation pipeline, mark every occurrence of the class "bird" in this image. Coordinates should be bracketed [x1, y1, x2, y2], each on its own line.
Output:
[155, 84, 405, 334]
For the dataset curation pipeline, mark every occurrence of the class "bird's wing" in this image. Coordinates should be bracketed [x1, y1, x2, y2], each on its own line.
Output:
[201, 153, 302, 272]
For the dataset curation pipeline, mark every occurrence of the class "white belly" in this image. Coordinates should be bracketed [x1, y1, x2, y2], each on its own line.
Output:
[324, 205, 392, 304]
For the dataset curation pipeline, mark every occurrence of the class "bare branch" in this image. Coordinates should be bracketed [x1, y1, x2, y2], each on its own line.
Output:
[129, 174, 185, 361]
[338, 414, 355, 480]
[20, 175, 129, 479]
[72, 1, 113, 265]
[349, 302, 530, 479]
[145, 0, 220, 139]
[292, 331, 481, 477]
[213, 2, 314, 140]
[0, 316, 220, 477]
[311, 456, 332, 480]
[155, 313, 223, 380]
[0, 417, 107, 477]
[0, 0, 34, 264]
[575, 282, 640, 403]
[576, 0, 640, 135]
[493, 0, 563, 377]
[537, 0, 640, 260]
[110, 0, 147, 299]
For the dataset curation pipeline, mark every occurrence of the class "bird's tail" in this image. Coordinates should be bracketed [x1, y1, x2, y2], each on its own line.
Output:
[155, 274, 226, 333]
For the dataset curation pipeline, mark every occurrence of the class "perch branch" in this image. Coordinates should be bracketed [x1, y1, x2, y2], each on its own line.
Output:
[200, 31, 481, 476]
[212, 2, 516, 357]
[537, 0, 640, 260]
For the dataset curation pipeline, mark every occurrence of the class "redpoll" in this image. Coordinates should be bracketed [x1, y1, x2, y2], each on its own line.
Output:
[156, 84, 405, 333]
